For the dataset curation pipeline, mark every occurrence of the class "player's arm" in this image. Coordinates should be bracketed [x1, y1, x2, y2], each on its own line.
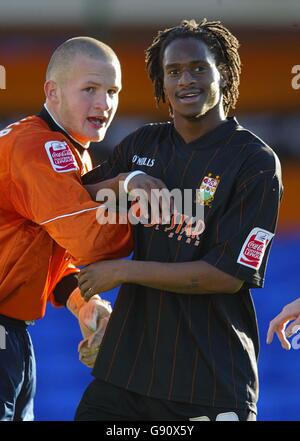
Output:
[267, 297, 300, 350]
[79, 147, 283, 299]
[10, 134, 132, 265]
[84, 171, 173, 223]
[84, 171, 169, 204]
[78, 259, 243, 298]
[81, 131, 171, 214]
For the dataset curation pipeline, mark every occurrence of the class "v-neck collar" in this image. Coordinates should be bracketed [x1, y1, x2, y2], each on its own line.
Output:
[172, 117, 238, 151]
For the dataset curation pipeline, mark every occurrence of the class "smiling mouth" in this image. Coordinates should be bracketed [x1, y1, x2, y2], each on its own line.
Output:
[87, 116, 107, 129]
[177, 90, 203, 103]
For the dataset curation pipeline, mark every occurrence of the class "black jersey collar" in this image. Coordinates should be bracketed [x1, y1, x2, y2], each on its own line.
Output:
[172, 117, 239, 150]
[37, 105, 86, 158]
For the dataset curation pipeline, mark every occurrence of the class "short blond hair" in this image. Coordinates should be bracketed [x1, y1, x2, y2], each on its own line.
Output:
[46, 36, 119, 82]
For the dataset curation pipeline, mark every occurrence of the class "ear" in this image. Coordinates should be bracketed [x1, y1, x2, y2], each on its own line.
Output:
[218, 65, 228, 90]
[44, 80, 59, 103]
[220, 77, 227, 90]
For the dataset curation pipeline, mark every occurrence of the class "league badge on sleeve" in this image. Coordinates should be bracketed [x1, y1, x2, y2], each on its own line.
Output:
[44, 140, 79, 173]
[237, 227, 274, 270]
[196, 173, 220, 207]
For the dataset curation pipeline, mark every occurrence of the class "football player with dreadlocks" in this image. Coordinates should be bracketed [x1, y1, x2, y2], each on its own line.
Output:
[76, 19, 282, 421]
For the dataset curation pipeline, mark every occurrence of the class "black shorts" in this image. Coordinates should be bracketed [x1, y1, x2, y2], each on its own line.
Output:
[0, 314, 36, 421]
[75, 378, 256, 421]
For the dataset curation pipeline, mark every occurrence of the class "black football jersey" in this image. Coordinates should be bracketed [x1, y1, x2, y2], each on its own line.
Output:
[82, 118, 282, 413]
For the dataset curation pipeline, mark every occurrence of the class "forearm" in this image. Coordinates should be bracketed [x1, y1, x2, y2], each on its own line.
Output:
[121, 260, 243, 294]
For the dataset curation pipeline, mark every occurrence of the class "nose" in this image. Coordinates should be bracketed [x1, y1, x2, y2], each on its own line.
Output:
[94, 91, 111, 112]
[178, 69, 196, 87]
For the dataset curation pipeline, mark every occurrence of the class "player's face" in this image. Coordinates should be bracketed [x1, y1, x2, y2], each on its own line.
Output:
[162, 37, 223, 122]
[57, 54, 121, 146]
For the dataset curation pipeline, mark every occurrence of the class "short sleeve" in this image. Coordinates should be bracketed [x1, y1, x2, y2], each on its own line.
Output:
[202, 147, 283, 288]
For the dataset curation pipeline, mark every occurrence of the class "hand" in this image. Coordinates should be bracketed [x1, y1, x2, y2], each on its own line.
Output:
[66, 287, 112, 338]
[78, 316, 109, 368]
[127, 173, 175, 224]
[78, 296, 112, 339]
[267, 297, 300, 350]
[78, 260, 128, 301]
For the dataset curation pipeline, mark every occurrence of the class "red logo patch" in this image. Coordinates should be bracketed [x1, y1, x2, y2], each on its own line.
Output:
[237, 227, 274, 270]
[44, 140, 78, 173]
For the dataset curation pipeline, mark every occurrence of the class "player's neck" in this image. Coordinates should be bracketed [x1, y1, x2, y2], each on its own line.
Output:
[174, 107, 226, 144]
[44, 103, 90, 149]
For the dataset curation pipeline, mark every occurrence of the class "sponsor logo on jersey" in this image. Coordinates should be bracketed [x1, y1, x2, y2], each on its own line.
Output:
[144, 213, 206, 247]
[132, 155, 155, 167]
[44, 140, 78, 173]
[196, 173, 220, 207]
[237, 227, 274, 270]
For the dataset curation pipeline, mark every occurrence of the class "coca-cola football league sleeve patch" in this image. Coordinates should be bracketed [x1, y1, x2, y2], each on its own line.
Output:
[44, 140, 79, 173]
[237, 227, 274, 270]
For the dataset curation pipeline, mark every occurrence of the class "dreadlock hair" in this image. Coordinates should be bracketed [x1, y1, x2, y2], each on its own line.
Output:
[145, 18, 241, 116]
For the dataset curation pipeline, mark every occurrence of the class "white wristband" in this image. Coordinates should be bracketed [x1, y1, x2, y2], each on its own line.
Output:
[123, 170, 146, 194]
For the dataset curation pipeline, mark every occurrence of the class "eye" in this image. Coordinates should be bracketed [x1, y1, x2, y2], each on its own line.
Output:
[168, 69, 180, 76]
[194, 66, 205, 73]
[108, 89, 118, 96]
[83, 87, 96, 93]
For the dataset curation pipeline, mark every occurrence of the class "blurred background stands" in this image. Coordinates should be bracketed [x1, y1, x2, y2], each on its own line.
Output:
[0, 0, 299, 421]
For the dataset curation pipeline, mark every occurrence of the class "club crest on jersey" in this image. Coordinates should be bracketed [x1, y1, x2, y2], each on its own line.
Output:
[237, 227, 274, 270]
[196, 174, 220, 207]
[44, 140, 78, 173]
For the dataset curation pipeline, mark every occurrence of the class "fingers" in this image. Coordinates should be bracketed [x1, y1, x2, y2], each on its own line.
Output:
[78, 316, 109, 351]
[77, 272, 88, 290]
[266, 324, 274, 344]
[78, 320, 93, 340]
[151, 188, 174, 224]
[129, 174, 167, 195]
[84, 287, 97, 301]
[78, 278, 97, 301]
[87, 328, 105, 348]
[79, 286, 94, 301]
[78, 338, 88, 352]
[78, 302, 98, 332]
[78, 264, 101, 300]
[78, 337, 100, 367]
[130, 187, 174, 224]
[266, 313, 285, 344]
[276, 328, 291, 351]
[130, 190, 149, 222]
[267, 310, 298, 350]
[78, 271, 94, 301]
[77, 279, 89, 293]
[267, 323, 290, 350]
[79, 345, 99, 368]
[128, 175, 174, 224]
[78, 310, 110, 367]
[78, 322, 107, 368]
[78, 265, 91, 282]
[285, 316, 300, 338]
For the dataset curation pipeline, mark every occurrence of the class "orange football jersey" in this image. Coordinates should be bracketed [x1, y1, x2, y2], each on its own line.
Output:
[0, 114, 132, 320]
